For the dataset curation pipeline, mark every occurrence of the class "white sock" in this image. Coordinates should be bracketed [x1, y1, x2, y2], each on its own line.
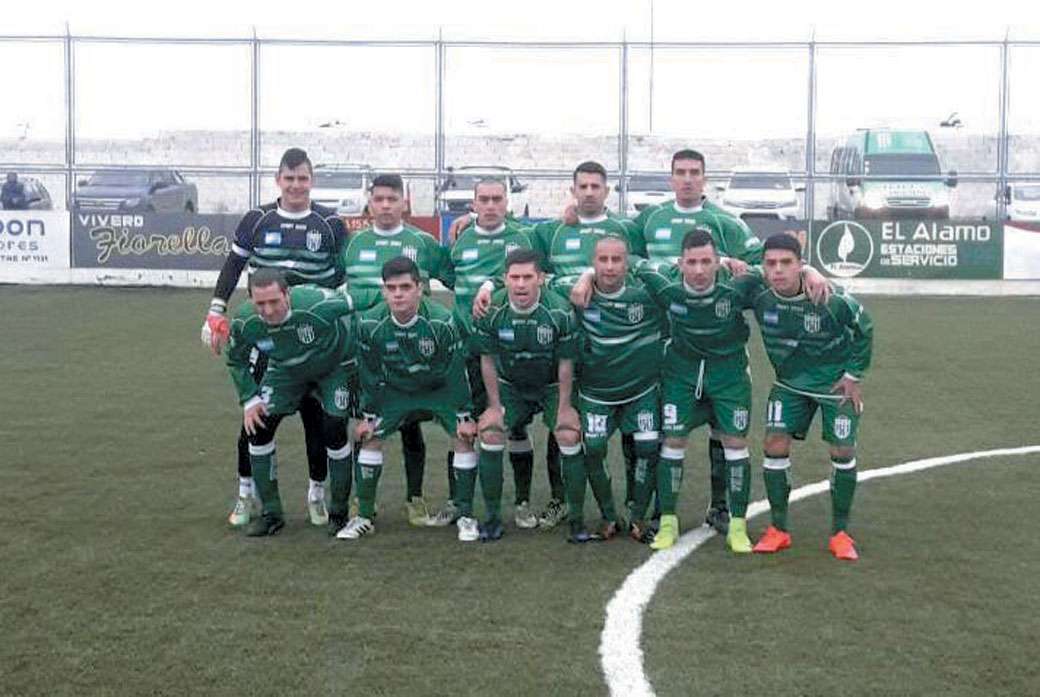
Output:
[239, 477, 254, 498]
[308, 478, 325, 498]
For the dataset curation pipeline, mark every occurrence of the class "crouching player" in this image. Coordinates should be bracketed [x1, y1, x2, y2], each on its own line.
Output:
[226, 269, 356, 536]
[345, 257, 479, 542]
[751, 234, 873, 560]
[474, 249, 586, 542]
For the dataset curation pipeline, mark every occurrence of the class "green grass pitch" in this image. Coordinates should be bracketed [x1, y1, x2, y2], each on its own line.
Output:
[1, 287, 1037, 696]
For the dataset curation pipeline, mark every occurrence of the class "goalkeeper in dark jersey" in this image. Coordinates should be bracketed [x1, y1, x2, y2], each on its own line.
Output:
[200, 148, 347, 530]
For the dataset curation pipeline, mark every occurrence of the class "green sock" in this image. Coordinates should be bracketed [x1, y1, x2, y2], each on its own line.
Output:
[479, 444, 505, 522]
[327, 445, 352, 519]
[830, 458, 858, 533]
[356, 450, 383, 519]
[560, 446, 586, 524]
[629, 453, 657, 522]
[452, 451, 478, 518]
[658, 446, 685, 515]
[586, 452, 618, 522]
[725, 447, 751, 518]
[763, 458, 792, 531]
[709, 437, 727, 509]
[249, 443, 283, 518]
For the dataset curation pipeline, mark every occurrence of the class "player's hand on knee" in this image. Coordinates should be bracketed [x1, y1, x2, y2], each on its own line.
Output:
[555, 405, 581, 439]
[354, 418, 377, 442]
[201, 311, 230, 355]
[243, 400, 268, 436]
[456, 415, 477, 442]
[831, 376, 864, 415]
[478, 406, 505, 435]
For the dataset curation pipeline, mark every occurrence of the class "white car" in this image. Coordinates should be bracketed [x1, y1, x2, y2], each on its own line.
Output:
[717, 167, 803, 221]
[623, 174, 672, 217]
[1005, 183, 1040, 223]
[438, 166, 530, 218]
[310, 165, 371, 216]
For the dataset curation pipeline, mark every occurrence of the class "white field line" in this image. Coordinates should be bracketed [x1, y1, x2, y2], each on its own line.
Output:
[599, 445, 1040, 697]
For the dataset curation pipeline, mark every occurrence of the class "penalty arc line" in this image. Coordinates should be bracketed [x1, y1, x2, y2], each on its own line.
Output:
[599, 445, 1040, 697]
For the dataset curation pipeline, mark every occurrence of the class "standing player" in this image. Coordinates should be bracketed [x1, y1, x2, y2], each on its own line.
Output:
[629, 149, 766, 536]
[340, 174, 455, 527]
[450, 178, 544, 530]
[225, 269, 356, 536]
[344, 257, 478, 542]
[473, 161, 643, 528]
[749, 234, 873, 561]
[551, 236, 664, 541]
[201, 147, 346, 529]
[473, 249, 586, 542]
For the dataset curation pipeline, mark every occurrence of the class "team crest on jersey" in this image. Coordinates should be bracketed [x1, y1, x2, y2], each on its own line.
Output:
[803, 312, 821, 333]
[334, 388, 350, 411]
[402, 246, 419, 262]
[833, 415, 852, 440]
[256, 338, 275, 353]
[418, 337, 436, 357]
[296, 324, 315, 344]
[306, 230, 323, 252]
[536, 325, 554, 345]
[637, 410, 655, 432]
[627, 303, 644, 323]
[733, 408, 749, 431]
[715, 298, 731, 319]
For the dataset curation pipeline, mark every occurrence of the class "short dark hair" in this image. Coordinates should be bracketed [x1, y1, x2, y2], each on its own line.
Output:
[370, 173, 405, 194]
[381, 256, 421, 284]
[573, 161, 607, 183]
[278, 148, 312, 175]
[504, 248, 544, 272]
[671, 149, 706, 173]
[473, 178, 507, 196]
[763, 232, 803, 257]
[682, 229, 717, 253]
[249, 268, 289, 293]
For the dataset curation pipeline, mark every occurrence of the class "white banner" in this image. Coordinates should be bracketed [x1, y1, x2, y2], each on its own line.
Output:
[1004, 223, 1040, 280]
[0, 211, 70, 280]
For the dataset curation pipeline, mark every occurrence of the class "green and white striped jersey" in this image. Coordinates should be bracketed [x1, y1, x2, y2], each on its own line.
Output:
[340, 224, 454, 310]
[474, 288, 578, 394]
[226, 285, 357, 405]
[529, 214, 643, 281]
[551, 275, 664, 404]
[632, 199, 763, 265]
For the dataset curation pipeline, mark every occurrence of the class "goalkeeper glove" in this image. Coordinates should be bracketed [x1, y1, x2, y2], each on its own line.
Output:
[201, 300, 230, 352]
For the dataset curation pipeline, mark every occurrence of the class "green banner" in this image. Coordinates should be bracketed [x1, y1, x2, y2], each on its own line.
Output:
[810, 220, 1004, 280]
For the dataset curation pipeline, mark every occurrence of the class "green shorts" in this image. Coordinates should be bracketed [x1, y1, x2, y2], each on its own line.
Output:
[661, 352, 752, 438]
[764, 383, 859, 447]
[498, 380, 571, 432]
[579, 385, 660, 453]
[365, 381, 473, 440]
[259, 359, 354, 418]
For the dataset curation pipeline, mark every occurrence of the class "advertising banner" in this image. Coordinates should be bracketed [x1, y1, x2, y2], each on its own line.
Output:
[810, 219, 1003, 280]
[0, 211, 70, 271]
[72, 212, 235, 270]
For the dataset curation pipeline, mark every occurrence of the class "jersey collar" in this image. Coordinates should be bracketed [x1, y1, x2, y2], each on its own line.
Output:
[673, 198, 705, 214]
[475, 223, 506, 236]
[276, 202, 313, 219]
[594, 282, 627, 299]
[577, 213, 609, 225]
[683, 279, 715, 296]
[509, 290, 540, 315]
[373, 224, 404, 237]
[391, 309, 420, 328]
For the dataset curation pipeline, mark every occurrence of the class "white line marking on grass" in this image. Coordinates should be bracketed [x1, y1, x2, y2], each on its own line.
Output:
[599, 445, 1040, 697]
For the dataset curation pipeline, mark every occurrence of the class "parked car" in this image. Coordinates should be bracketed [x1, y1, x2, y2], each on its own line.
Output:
[622, 174, 672, 217]
[828, 129, 957, 220]
[73, 169, 198, 213]
[1003, 182, 1040, 223]
[717, 166, 802, 220]
[1, 176, 53, 210]
[438, 166, 529, 218]
[311, 164, 371, 216]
